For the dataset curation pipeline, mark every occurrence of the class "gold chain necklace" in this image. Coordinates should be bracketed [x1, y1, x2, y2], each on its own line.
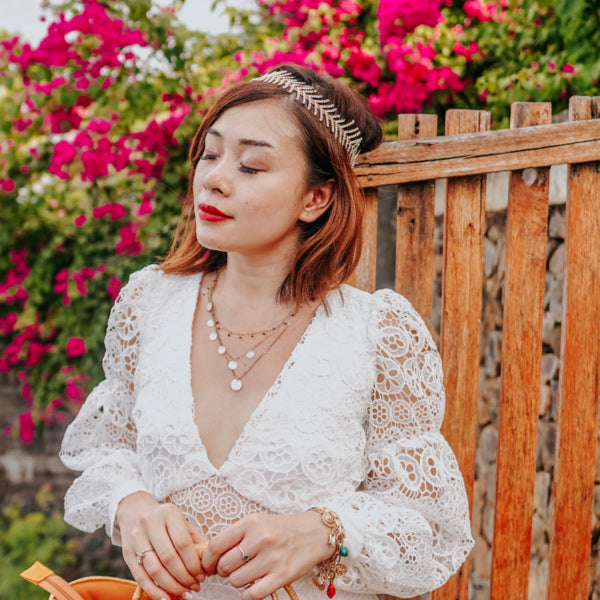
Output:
[204, 272, 296, 391]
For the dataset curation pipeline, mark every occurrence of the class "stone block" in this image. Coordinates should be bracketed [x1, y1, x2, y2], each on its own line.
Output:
[539, 384, 552, 417]
[471, 535, 492, 579]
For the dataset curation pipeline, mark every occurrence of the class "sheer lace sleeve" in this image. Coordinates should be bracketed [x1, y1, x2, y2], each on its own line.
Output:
[60, 265, 160, 543]
[328, 289, 473, 597]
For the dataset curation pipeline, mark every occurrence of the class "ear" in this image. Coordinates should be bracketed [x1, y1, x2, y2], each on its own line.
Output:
[298, 180, 335, 223]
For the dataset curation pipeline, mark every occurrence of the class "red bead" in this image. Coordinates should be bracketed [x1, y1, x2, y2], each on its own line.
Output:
[327, 583, 336, 598]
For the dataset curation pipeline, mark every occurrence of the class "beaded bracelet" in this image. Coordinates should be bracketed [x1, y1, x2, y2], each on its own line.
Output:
[309, 507, 349, 598]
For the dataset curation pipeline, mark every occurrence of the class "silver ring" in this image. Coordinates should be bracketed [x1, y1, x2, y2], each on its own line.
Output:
[136, 547, 153, 565]
[238, 545, 249, 561]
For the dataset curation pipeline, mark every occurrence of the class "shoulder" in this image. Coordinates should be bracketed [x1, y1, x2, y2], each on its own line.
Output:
[338, 285, 436, 352]
[338, 285, 423, 326]
[117, 264, 195, 302]
[112, 265, 200, 323]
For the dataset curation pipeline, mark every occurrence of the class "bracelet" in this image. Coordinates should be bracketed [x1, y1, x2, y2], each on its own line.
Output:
[309, 507, 349, 598]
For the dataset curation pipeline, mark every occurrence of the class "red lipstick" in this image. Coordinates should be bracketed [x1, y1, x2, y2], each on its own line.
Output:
[197, 203, 232, 222]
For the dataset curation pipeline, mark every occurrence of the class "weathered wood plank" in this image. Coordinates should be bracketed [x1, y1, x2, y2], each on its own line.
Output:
[490, 102, 552, 599]
[432, 109, 490, 600]
[354, 119, 600, 187]
[547, 96, 600, 600]
[395, 114, 437, 329]
[346, 187, 378, 292]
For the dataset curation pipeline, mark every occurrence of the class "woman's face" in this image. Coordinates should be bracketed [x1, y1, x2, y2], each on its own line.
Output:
[193, 99, 318, 263]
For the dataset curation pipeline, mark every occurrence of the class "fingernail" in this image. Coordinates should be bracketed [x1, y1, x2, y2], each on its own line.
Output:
[192, 583, 201, 592]
[182, 593, 192, 600]
[196, 574, 205, 582]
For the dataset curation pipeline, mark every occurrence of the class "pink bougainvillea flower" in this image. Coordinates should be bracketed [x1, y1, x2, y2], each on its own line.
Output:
[92, 202, 127, 220]
[65, 379, 85, 403]
[65, 337, 86, 357]
[107, 276, 122, 301]
[19, 411, 35, 443]
[74, 214, 87, 227]
[115, 223, 143, 255]
[0, 178, 15, 192]
[49, 140, 78, 180]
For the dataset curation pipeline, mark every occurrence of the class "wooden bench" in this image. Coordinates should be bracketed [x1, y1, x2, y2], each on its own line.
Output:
[350, 97, 600, 599]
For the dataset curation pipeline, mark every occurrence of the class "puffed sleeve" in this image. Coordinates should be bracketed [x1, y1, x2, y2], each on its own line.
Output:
[326, 289, 473, 597]
[60, 265, 160, 544]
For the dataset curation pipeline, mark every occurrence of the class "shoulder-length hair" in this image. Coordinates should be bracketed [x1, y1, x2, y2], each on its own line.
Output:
[160, 64, 382, 305]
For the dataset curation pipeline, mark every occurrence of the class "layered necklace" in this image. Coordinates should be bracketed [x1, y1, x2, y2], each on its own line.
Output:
[204, 271, 296, 392]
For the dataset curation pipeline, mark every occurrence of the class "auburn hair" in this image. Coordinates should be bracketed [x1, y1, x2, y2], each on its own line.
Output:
[160, 64, 382, 305]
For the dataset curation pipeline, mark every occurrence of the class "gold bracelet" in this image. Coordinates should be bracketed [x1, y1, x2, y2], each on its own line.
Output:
[309, 507, 348, 598]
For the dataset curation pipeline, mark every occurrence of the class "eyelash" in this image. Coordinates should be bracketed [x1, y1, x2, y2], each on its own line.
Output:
[199, 154, 259, 175]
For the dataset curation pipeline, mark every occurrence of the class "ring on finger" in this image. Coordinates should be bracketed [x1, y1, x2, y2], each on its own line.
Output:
[238, 545, 250, 561]
[135, 547, 154, 565]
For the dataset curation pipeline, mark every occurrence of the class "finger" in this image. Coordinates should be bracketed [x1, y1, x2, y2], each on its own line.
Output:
[202, 523, 245, 575]
[187, 523, 209, 581]
[241, 574, 282, 600]
[140, 549, 197, 598]
[144, 509, 201, 588]
[216, 543, 252, 578]
[122, 550, 179, 600]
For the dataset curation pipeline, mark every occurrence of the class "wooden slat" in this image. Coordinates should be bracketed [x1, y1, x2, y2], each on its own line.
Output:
[394, 114, 438, 328]
[547, 96, 600, 599]
[490, 102, 552, 599]
[354, 119, 600, 186]
[432, 109, 490, 600]
[347, 187, 378, 292]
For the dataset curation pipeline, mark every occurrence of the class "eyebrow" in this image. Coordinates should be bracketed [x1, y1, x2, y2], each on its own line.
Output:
[206, 128, 275, 149]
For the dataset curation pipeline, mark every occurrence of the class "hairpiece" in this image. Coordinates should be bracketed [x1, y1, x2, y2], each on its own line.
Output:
[256, 69, 363, 166]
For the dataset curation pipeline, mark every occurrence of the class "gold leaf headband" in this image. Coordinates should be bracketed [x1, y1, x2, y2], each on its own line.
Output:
[255, 69, 363, 167]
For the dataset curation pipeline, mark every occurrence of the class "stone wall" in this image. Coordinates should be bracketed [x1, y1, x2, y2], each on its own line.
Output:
[0, 374, 128, 579]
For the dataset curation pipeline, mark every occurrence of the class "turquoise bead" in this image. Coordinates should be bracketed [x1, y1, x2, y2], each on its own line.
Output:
[340, 545, 349, 557]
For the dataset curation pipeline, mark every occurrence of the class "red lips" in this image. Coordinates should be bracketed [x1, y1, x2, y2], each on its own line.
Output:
[197, 203, 232, 222]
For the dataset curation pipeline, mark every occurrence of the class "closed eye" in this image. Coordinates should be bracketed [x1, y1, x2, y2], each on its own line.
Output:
[239, 164, 260, 174]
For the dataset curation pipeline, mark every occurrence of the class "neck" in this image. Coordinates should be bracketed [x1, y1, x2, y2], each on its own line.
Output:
[216, 254, 295, 310]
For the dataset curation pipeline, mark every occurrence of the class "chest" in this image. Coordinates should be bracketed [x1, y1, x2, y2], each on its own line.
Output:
[133, 276, 374, 472]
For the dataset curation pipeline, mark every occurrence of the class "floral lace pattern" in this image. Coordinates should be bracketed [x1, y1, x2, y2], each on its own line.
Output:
[61, 265, 473, 600]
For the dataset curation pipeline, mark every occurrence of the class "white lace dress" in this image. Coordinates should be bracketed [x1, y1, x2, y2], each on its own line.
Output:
[60, 265, 474, 600]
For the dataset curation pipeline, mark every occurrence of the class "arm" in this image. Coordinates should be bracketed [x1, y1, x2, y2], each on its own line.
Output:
[325, 290, 474, 597]
[60, 266, 157, 541]
[60, 266, 207, 600]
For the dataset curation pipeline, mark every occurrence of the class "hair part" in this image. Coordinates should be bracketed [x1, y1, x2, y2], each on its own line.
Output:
[160, 64, 383, 305]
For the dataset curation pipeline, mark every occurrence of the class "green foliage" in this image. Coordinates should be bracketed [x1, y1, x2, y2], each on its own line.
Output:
[0, 487, 78, 600]
[442, 0, 600, 127]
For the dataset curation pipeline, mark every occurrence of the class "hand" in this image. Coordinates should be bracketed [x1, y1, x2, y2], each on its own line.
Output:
[117, 492, 208, 600]
[202, 511, 334, 600]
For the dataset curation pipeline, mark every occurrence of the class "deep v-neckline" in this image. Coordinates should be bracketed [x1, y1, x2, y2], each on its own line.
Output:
[186, 273, 326, 473]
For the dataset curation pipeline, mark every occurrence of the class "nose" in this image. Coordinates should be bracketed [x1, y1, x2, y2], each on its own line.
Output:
[202, 157, 232, 196]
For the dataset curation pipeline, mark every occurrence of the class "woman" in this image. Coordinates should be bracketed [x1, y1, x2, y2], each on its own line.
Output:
[60, 64, 474, 600]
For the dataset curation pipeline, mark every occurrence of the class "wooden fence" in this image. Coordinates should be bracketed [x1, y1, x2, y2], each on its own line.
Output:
[350, 97, 600, 599]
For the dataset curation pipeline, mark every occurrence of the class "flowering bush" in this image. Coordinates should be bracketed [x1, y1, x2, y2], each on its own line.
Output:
[1, 0, 598, 442]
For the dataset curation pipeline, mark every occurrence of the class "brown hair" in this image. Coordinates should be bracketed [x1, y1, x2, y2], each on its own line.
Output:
[160, 64, 382, 304]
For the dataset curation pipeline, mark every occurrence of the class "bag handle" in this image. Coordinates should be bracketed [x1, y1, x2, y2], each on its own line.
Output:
[20, 562, 87, 600]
